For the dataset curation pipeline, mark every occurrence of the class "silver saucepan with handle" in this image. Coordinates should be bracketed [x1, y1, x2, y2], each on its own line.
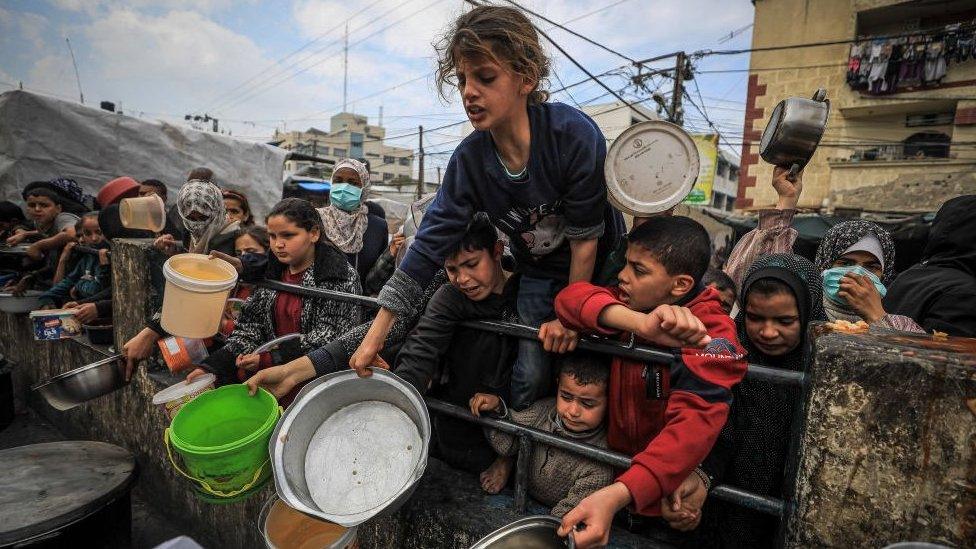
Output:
[759, 88, 830, 181]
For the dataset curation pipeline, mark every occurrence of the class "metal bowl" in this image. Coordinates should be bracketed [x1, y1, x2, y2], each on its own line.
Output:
[469, 516, 572, 549]
[32, 355, 125, 411]
[271, 369, 431, 527]
[0, 291, 46, 314]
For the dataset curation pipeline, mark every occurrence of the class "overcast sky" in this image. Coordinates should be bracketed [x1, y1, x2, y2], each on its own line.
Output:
[0, 0, 755, 178]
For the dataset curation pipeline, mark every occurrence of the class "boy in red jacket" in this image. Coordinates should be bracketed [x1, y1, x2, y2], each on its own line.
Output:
[554, 216, 747, 548]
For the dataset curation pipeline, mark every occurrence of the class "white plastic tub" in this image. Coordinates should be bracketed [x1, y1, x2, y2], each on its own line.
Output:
[160, 254, 238, 338]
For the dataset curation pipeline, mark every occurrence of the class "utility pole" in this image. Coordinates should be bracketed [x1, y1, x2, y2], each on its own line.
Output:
[342, 23, 349, 113]
[417, 125, 425, 200]
[436, 166, 441, 186]
[669, 51, 686, 126]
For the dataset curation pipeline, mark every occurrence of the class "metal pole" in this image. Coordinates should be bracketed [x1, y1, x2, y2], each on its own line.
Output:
[256, 280, 807, 386]
[417, 125, 425, 200]
[670, 52, 685, 125]
[514, 435, 531, 513]
[65, 37, 84, 105]
[343, 23, 349, 112]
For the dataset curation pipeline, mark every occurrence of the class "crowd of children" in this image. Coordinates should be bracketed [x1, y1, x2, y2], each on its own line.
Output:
[3, 6, 972, 549]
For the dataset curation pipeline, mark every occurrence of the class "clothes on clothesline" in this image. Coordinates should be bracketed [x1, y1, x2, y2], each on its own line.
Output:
[846, 24, 975, 94]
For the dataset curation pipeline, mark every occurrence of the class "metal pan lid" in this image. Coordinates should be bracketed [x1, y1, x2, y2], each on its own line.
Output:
[604, 120, 700, 216]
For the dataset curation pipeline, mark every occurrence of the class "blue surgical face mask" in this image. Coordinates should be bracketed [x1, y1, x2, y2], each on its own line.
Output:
[329, 183, 363, 212]
[822, 265, 887, 305]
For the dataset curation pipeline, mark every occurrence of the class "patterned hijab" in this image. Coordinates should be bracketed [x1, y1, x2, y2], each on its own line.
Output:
[814, 220, 897, 284]
[319, 158, 371, 255]
[813, 220, 897, 321]
[177, 179, 226, 254]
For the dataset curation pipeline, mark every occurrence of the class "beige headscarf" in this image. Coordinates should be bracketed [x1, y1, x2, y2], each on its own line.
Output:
[318, 158, 371, 254]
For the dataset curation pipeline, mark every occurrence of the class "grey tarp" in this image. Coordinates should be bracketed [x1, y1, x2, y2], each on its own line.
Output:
[0, 90, 286, 218]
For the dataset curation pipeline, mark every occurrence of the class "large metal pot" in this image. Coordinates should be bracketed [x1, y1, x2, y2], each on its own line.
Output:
[32, 355, 125, 411]
[469, 516, 573, 549]
[759, 88, 830, 177]
[271, 369, 430, 527]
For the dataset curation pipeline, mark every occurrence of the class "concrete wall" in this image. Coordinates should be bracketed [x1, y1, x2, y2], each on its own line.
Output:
[1, 238, 272, 549]
[787, 329, 976, 547]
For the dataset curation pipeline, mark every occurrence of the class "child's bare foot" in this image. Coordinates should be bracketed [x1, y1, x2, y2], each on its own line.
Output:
[479, 456, 514, 494]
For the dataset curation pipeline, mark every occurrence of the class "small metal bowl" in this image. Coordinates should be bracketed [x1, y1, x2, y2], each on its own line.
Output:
[32, 355, 125, 411]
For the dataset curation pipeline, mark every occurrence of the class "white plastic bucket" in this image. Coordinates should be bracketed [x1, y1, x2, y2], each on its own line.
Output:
[161, 254, 238, 338]
[152, 373, 216, 421]
[120, 194, 166, 232]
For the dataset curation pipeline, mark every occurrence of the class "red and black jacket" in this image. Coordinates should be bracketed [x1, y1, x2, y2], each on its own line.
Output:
[555, 282, 747, 516]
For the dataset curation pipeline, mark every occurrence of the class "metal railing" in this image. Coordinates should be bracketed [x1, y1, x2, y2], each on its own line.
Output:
[257, 280, 800, 519]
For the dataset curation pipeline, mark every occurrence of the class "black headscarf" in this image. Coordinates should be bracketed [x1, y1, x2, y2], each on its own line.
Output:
[813, 220, 897, 285]
[738, 253, 826, 370]
[699, 254, 826, 549]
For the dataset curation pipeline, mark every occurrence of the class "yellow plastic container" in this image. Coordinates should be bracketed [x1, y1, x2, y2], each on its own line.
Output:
[120, 194, 166, 232]
[161, 254, 238, 338]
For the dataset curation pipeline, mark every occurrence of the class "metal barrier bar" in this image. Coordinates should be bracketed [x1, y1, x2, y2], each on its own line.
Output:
[257, 280, 806, 386]
[425, 399, 785, 517]
[514, 435, 532, 513]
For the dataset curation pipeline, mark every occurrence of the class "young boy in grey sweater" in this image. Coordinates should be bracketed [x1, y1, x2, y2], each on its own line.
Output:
[470, 351, 613, 517]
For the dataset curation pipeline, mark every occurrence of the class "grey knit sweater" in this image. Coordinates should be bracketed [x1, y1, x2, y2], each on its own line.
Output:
[488, 398, 614, 517]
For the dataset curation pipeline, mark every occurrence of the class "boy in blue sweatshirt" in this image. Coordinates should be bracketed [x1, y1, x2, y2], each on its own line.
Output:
[348, 6, 624, 410]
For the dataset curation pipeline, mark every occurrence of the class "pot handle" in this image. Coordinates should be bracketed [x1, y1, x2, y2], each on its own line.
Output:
[786, 163, 801, 183]
[164, 428, 270, 498]
[812, 88, 827, 102]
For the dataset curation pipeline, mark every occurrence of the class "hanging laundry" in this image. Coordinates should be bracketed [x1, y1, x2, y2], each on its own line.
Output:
[923, 39, 947, 84]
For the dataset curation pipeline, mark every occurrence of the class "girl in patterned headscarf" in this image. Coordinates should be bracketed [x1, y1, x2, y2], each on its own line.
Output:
[814, 220, 922, 332]
[176, 179, 238, 255]
[318, 158, 389, 284]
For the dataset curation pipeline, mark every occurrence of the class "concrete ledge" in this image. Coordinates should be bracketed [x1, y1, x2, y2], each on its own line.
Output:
[787, 329, 976, 548]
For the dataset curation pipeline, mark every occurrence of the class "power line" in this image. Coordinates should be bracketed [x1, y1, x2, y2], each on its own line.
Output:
[213, 0, 441, 114]
[693, 22, 976, 58]
[207, 0, 387, 109]
[496, 0, 636, 64]
[695, 63, 847, 74]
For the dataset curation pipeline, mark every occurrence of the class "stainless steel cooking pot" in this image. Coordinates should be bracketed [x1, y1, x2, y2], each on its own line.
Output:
[469, 516, 574, 549]
[32, 355, 126, 411]
[271, 368, 431, 527]
[759, 88, 830, 178]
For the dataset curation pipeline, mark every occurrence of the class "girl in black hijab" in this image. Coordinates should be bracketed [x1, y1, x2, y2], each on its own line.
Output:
[691, 254, 826, 548]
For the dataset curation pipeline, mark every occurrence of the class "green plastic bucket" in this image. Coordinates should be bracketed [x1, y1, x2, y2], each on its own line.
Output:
[165, 384, 280, 499]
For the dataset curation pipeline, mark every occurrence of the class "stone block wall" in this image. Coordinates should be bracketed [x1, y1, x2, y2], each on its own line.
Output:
[787, 329, 976, 547]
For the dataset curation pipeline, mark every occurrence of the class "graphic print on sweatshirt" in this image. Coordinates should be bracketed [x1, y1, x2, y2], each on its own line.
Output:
[495, 201, 566, 257]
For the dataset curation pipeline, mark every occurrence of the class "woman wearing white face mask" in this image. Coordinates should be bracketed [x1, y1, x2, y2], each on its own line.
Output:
[318, 158, 389, 287]
[813, 221, 922, 331]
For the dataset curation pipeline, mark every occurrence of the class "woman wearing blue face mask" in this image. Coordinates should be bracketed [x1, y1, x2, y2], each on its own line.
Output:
[318, 158, 390, 287]
[814, 220, 923, 332]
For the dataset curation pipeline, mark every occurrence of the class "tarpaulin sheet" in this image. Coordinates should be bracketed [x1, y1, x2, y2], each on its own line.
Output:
[0, 90, 287, 217]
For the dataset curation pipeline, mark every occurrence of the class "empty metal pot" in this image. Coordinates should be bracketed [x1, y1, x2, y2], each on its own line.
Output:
[759, 88, 830, 177]
[32, 355, 125, 411]
[271, 369, 431, 527]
